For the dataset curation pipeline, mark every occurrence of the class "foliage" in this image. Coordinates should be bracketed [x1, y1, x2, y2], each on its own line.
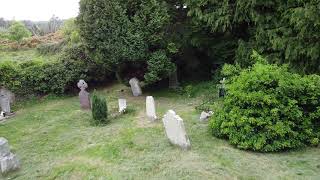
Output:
[91, 92, 108, 124]
[0, 44, 112, 95]
[186, 0, 320, 74]
[36, 41, 65, 55]
[210, 56, 320, 152]
[77, 0, 179, 84]
[7, 21, 32, 42]
[60, 18, 81, 44]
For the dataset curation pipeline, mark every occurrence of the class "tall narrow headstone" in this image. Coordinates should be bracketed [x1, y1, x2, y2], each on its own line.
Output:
[0, 87, 15, 104]
[129, 78, 142, 97]
[0, 138, 10, 157]
[77, 80, 91, 110]
[118, 99, 127, 113]
[162, 110, 191, 150]
[146, 96, 157, 121]
[0, 137, 20, 174]
[169, 70, 179, 89]
[0, 95, 10, 114]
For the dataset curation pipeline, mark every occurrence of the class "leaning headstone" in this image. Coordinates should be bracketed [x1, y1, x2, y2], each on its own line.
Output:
[146, 96, 157, 121]
[129, 78, 142, 97]
[0, 95, 10, 114]
[199, 111, 214, 122]
[169, 70, 179, 89]
[118, 99, 127, 113]
[0, 137, 20, 174]
[77, 80, 91, 110]
[162, 110, 191, 150]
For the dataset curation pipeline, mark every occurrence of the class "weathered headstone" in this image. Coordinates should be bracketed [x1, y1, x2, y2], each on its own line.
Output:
[199, 111, 214, 122]
[77, 80, 91, 110]
[129, 78, 142, 97]
[146, 96, 157, 121]
[218, 78, 226, 97]
[0, 95, 10, 114]
[118, 99, 127, 113]
[0, 137, 20, 174]
[0, 153, 20, 174]
[0, 87, 15, 104]
[169, 70, 179, 89]
[0, 138, 10, 157]
[162, 110, 191, 150]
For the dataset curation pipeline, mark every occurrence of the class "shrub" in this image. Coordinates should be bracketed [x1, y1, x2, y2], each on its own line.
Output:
[8, 21, 31, 42]
[0, 61, 22, 92]
[210, 58, 320, 152]
[91, 93, 108, 125]
[0, 44, 113, 96]
[36, 41, 65, 55]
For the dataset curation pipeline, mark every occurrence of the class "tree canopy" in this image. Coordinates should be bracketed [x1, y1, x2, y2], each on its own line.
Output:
[186, 0, 320, 74]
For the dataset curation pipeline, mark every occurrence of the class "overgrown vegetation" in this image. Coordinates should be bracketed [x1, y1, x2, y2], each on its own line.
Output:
[210, 53, 320, 152]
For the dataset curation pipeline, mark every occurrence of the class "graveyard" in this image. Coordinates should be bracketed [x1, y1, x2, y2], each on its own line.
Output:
[0, 83, 319, 179]
[1, 0, 320, 179]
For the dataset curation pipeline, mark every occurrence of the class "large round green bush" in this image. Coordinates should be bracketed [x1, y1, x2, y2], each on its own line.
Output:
[210, 62, 320, 152]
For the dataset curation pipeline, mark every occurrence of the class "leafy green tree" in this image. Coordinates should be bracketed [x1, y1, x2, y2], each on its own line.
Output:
[8, 21, 32, 42]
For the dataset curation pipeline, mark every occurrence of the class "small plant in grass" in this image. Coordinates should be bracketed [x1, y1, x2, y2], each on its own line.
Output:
[91, 92, 108, 125]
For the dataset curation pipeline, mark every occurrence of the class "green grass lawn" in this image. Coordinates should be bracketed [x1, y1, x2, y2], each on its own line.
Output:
[1, 83, 320, 179]
[0, 49, 58, 62]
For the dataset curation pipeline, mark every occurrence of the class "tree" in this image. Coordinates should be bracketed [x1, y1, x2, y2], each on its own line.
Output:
[185, 0, 320, 74]
[8, 21, 32, 42]
[77, 0, 176, 84]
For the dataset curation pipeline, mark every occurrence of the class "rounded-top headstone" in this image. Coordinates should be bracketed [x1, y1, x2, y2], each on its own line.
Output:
[129, 78, 142, 97]
[146, 96, 157, 121]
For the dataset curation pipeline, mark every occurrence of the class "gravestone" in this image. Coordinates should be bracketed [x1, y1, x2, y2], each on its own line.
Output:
[118, 99, 127, 113]
[0, 138, 10, 157]
[0, 137, 20, 174]
[162, 110, 191, 150]
[218, 78, 226, 97]
[169, 70, 179, 89]
[146, 96, 157, 121]
[0, 95, 10, 114]
[0, 153, 20, 174]
[129, 78, 142, 97]
[77, 80, 91, 110]
[199, 111, 214, 122]
[0, 87, 15, 104]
